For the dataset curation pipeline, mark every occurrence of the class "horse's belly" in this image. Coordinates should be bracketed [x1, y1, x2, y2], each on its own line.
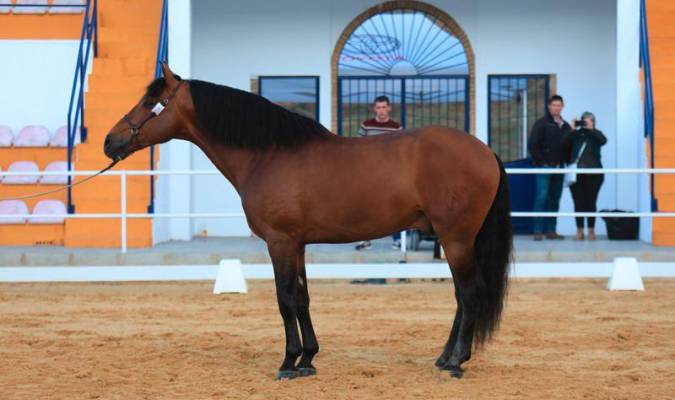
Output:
[302, 177, 422, 243]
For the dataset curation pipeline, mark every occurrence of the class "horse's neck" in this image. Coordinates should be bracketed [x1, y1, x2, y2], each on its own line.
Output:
[186, 127, 263, 191]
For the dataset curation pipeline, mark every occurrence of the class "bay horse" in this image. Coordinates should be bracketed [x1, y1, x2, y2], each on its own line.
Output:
[103, 63, 513, 380]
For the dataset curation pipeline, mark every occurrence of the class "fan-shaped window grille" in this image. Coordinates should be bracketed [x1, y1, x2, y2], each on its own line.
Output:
[338, 9, 468, 77]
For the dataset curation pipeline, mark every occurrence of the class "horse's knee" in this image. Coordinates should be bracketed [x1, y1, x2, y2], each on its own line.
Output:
[303, 343, 319, 356]
[277, 295, 297, 315]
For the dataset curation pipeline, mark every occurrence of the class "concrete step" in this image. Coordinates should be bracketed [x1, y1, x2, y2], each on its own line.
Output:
[651, 66, 675, 82]
[653, 155, 675, 168]
[65, 218, 152, 248]
[649, 39, 675, 56]
[654, 136, 675, 160]
[97, 9, 162, 30]
[646, 0, 675, 13]
[74, 149, 156, 170]
[88, 74, 153, 92]
[86, 79, 147, 96]
[92, 57, 154, 76]
[0, 148, 68, 167]
[85, 109, 132, 128]
[98, 42, 156, 59]
[0, 185, 68, 211]
[70, 196, 152, 214]
[653, 232, 675, 246]
[85, 94, 139, 110]
[653, 194, 675, 213]
[655, 174, 675, 194]
[654, 100, 675, 117]
[0, 225, 65, 246]
[96, 26, 157, 43]
[655, 116, 675, 134]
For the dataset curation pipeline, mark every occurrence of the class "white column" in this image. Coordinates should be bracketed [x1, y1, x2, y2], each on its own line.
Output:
[154, 0, 193, 243]
[615, 0, 642, 214]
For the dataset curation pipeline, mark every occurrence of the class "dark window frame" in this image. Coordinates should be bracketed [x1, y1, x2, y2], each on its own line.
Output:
[487, 74, 551, 162]
[258, 76, 320, 121]
[337, 74, 470, 136]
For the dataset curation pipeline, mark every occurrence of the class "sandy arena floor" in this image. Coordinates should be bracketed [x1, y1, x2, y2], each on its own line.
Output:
[1, 279, 674, 399]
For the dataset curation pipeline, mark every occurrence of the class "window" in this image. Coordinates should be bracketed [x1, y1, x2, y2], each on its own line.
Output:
[488, 75, 550, 162]
[258, 76, 320, 121]
[336, 7, 471, 136]
[338, 9, 469, 77]
[338, 76, 468, 136]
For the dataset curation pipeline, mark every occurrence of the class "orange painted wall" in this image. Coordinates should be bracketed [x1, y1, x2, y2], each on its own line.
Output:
[65, 0, 163, 248]
[0, 0, 82, 39]
[647, 0, 675, 245]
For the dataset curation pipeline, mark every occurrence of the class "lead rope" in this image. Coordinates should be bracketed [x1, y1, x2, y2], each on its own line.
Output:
[0, 160, 118, 201]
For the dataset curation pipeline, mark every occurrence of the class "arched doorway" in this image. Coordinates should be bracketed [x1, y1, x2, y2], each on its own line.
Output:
[331, 1, 475, 136]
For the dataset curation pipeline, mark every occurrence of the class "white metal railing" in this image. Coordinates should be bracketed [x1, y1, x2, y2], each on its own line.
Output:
[0, 167, 670, 253]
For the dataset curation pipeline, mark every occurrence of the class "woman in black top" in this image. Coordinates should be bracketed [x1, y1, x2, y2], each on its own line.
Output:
[568, 111, 607, 240]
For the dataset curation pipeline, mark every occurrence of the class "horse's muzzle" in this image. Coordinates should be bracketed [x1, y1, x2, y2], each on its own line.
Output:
[103, 133, 128, 161]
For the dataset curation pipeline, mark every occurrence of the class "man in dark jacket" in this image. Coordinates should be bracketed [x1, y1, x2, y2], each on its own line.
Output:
[527, 95, 573, 240]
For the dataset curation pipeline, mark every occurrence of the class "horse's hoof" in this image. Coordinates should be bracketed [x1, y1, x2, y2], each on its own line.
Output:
[435, 356, 448, 368]
[298, 367, 316, 377]
[446, 365, 464, 379]
[277, 370, 300, 380]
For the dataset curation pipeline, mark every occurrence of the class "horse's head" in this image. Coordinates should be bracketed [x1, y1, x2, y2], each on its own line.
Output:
[104, 63, 187, 161]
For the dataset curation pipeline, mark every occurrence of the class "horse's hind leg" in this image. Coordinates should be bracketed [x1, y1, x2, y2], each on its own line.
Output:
[296, 246, 319, 377]
[268, 236, 303, 380]
[434, 279, 462, 368]
[435, 238, 479, 378]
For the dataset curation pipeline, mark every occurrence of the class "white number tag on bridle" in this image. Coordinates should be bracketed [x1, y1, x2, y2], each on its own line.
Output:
[152, 102, 165, 115]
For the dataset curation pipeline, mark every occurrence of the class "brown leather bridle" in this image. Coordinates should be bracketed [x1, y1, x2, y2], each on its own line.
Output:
[122, 80, 183, 138]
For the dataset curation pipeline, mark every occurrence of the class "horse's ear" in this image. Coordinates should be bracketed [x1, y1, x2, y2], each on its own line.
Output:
[161, 62, 177, 84]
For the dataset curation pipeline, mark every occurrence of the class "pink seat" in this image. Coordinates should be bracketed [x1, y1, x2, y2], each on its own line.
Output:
[49, 0, 84, 14]
[3, 161, 39, 184]
[40, 161, 69, 185]
[13, 0, 48, 14]
[0, 125, 13, 147]
[0, 200, 29, 224]
[30, 200, 67, 224]
[50, 126, 79, 147]
[14, 125, 50, 147]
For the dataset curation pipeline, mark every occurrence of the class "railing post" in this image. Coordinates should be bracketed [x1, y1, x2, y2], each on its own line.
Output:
[93, 0, 98, 57]
[121, 171, 127, 254]
[400, 230, 407, 254]
[149, 0, 169, 214]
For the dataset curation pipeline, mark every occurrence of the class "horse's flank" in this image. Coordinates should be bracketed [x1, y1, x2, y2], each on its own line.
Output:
[198, 125, 499, 246]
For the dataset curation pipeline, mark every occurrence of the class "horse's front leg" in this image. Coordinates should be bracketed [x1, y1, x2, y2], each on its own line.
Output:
[268, 235, 303, 380]
[295, 246, 319, 376]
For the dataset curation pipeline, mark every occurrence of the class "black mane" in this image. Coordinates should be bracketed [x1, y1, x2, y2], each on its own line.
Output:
[188, 79, 330, 148]
[144, 77, 331, 148]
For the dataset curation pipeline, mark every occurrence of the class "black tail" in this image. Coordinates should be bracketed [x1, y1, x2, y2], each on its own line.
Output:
[472, 154, 513, 346]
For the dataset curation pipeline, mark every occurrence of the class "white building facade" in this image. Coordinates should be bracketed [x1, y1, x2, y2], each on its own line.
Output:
[153, 0, 648, 243]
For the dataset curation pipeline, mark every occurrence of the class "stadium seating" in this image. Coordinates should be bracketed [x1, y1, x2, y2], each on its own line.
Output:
[0, 200, 29, 224]
[30, 199, 66, 224]
[2, 161, 39, 184]
[40, 161, 69, 184]
[0, 125, 13, 147]
[14, 125, 50, 147]
[49, 0, 85, 14]
[50, 125, 79, 147]
[12, 0, 48, 14]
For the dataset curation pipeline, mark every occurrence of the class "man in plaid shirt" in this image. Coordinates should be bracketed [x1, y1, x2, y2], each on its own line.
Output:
[355, 95, 403, 253]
